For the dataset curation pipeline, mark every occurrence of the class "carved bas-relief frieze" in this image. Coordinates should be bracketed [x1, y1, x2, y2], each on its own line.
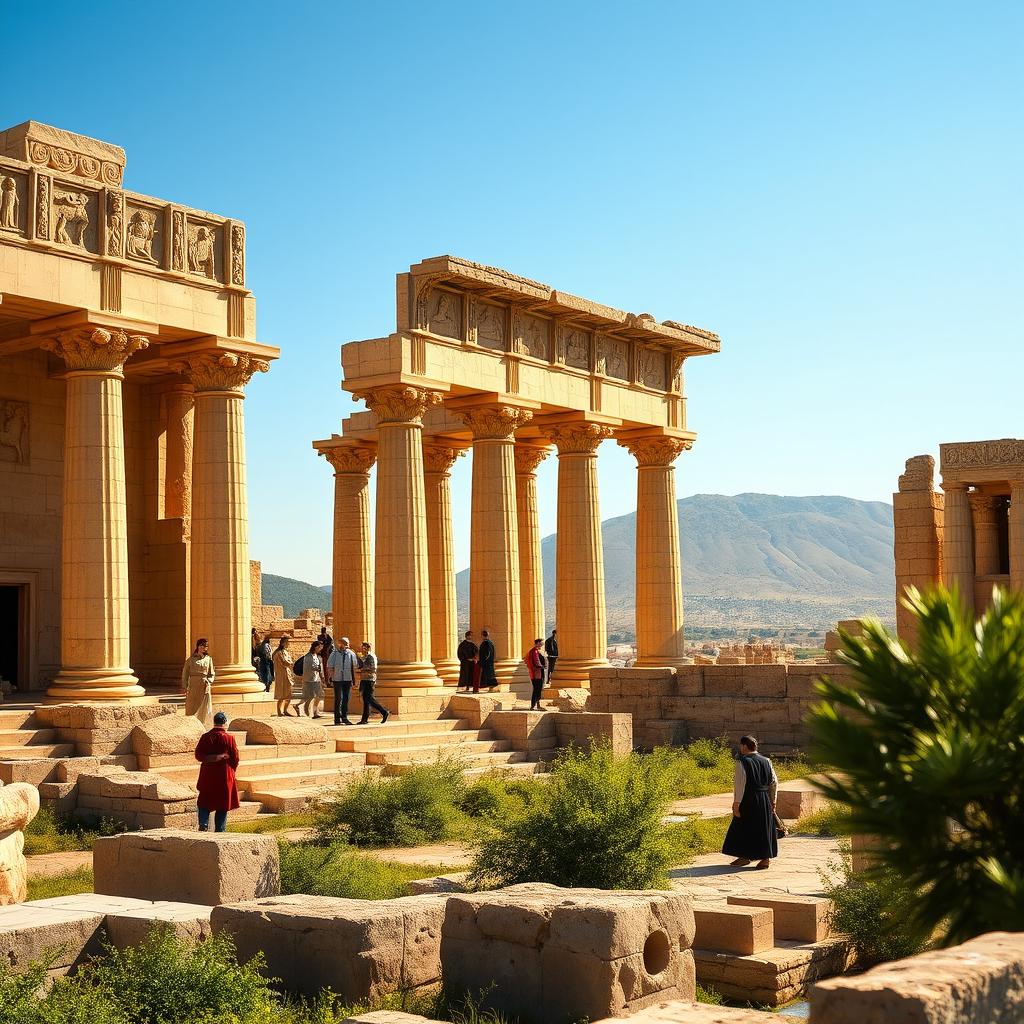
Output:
[126, 207, 159, 264]
[598, 336, 630, 381]
[0, 400, 29, 464]
[560, 326, 590, 370]
[0, 176, 20, 231]
[942, 439, 1024, 470]
[230, 224, 245, 286]
[171, 210, 185, 271]
[636, 347, 667, 390]
[474, 301, 506, 351]
[53, 189, 90, 247]
[26, 140, 122, 186]
[188, 223, 216, 279]
[426, 288, 462, 340]
[105, 191, 124, 256]
[516, 312, 550, 360]
[36, 175, 50, 239]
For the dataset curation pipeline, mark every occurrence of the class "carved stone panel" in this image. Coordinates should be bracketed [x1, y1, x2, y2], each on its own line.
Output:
[0, 399, 29, 464]
[125, 202, 162, 265]
[187, 220, 219, 281]
[636, 347, 667, 390]
[516, 312, 550, 360]
[35, 174, 51, 240]
[171, 209, 186, 271]
[560, 326, 591, 370]
[230, 223, 245, 286]
[52, 185, 98, 251]
[0, 172, 26, 236]
[475, 301, 507, 351]
[105, 190, 125, 257]
[426, 288, 463, 340]
[598, 336, 630, 380]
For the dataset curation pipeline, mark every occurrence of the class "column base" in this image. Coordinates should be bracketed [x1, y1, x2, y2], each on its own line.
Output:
[47, 668, 149, 703]
[544, 658, 607, 690]
[633, 657, 694, 669]
[210, 664, 267, 698]
[374, 660, 445, 691]
[432, 658, 461, 686]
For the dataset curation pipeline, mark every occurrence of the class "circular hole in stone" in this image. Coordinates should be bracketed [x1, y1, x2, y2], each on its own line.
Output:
[643, 929, 671, 976]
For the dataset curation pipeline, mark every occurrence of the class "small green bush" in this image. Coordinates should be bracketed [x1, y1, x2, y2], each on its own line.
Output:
[280, 839, 416, 899]
[23, 807, 123, 857]
[312, 759, 467, 847]
[822, 854, 932, 966]
[460, 773, 542, 820]
[793, 802, 847, 837]
[469, 742, 682, 890]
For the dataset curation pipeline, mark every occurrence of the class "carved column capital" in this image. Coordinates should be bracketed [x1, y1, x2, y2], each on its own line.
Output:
[968, 491, 999, 524]
[514, 443, 551, 476]
[178, 351, 269, 394]
[357, 384, 442, 424]
[542, 421, 613, 455]
[618, 435, 693, 468]
[41, 327, 149, 375]
[456, 404, 533, 440]
[422, 443, 465, 475]
[320, 444, 376, 475]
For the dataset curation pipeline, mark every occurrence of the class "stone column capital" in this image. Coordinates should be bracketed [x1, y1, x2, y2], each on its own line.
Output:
[1011, 480, 1024, 499]
[968, 491, 999, 520]
[178, 350, 269, 394]
[41, 327, 149, 375]
[542, 421, 613, 455]
[358, 384, 442, 424]
[456, 404, 533, 440]
[514, 443, 552, 476]
[941, 480, 969, 493]
[320, 443, 377, 475]
[422, 443, 466, 476]
[618, 434, 693, 467]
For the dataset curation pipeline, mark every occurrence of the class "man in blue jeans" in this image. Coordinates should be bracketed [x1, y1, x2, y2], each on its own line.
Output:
[327, 636, 359, 726]
[357, 641, 389, 724]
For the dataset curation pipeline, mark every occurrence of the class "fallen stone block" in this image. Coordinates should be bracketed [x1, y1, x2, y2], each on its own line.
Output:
[0, 782, 40, 905]
[850, 832, 882, 873]
[211, 893, 447, 1000]
[605, 1000, 803, 1022]
[727, 895, 832, 943]
[775, 780, 828, 820]
[0, 758, 59, 786]
[105, 901, 214, 948]
[94, 830, 280, 906]
[442, 883, 695, 1023]
[444, 693, 514, 728]
[407, 873, 469, 895]
[0, 901, 105, 973]
[693, 906, 773, 956]
[131, 714, 205, 761]
[230, 716, 328, 746]
[553, 688, 591, 712]
[809, 931, 1024, 1023]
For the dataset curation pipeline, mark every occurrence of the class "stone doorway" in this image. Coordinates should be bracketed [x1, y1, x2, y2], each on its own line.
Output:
[0, 583, 23, 690]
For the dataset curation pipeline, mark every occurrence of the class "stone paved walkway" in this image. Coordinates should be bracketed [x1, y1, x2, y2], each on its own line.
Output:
[25, 850, 93, 878]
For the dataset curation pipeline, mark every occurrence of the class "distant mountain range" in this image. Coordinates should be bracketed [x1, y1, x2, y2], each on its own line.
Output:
[262, 494, 896, 636]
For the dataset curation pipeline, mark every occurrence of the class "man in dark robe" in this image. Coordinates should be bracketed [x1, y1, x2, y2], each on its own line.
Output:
[545, 629, 559, 680]
[478, 630, 497, 691]
[722, 735, 779, 869]
[456, 631, 478, 691]
[194, 711, 240, 832]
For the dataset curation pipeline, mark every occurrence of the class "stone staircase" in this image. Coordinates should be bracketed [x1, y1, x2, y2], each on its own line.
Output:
[0, 707, 75, 761]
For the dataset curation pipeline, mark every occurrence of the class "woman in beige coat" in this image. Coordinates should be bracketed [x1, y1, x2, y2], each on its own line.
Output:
[182, 637, 214, 727]
[272, 636, 295, 716]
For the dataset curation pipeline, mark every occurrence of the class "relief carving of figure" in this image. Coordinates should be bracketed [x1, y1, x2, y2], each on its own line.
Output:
[0, 177, 18, 230]
[126, 209, 158, 263]
[172, 211, 185, 270]
[0, 401, 28, 464]
[430, 291, 460, 336]
[231, 224, 244, 285]
[106, 193, 123, 255]
[605, 340, 628, 379]
[36, 177, 50, 239]
[565, 329, 589, 368]
[523, 317, 546, 358]
[477, 303, 505, 346]
[53, 190, 89, 247]
[189, 226, 215, 278]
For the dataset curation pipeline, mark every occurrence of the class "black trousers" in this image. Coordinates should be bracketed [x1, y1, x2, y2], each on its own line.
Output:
[359, 682, 388, 722]
[530, 676, 544, 708]
[547, 657, 557, 679]
[333, 681, 353, 724]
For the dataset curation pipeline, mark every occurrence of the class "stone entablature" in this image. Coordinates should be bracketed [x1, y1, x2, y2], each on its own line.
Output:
[940, 438, 1024, 483]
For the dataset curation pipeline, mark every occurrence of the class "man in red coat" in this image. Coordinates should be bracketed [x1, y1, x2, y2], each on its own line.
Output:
[194, 711, 240, 832]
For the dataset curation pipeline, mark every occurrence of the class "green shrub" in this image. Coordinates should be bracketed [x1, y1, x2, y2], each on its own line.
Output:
[822, 854, 931, 966]
[793, 802, 848, 837]
[694, 983, 724, 1005]
[469, 742, 682, 890]
[661, 739, 735, 798]
[280, 839, 416, 899]
[312, 759, 467, 847]
[460, 773, 542, 820]
[23, 807, 123, 856]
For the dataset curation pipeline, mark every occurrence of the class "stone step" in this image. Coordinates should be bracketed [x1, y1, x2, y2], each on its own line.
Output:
[236, 766, 364, 795]
[461, 762, 547, 779]
[0, 742, 75, 759]
[322, 718, 467, 740]
[382, 749, 530, 775]
[364, 739, 511, 765]
[337, 728, 494, 753]
[0, 709, 37, 728]
[139, 740, 335, 769]
[0, 728, 58, 744]
[246, 787, 325, 813]
[153, 751, 365, 784]
[232, 800, 266, 821]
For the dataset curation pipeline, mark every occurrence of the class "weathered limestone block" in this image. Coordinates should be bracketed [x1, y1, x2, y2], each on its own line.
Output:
[211, 893, 447, 1000]
[94, 830, 280, 906]
[809, 931, 1024, 1023]
[442, 883, 695, 1023]
[0, 902, 106, 973]
[445, 692, 516, 729]
[407, 873, 470, 895]
[0, 758, 61, 786]
[775, 780, 828, 820]
[555, 712, 633, 755]
[693, 906, 774, 956]
[131, 713, 205, 762]
[727, 895, 832, 943]
[0, 782, 40, 905]
[230, 716, 328, 746]
[604, 1000, 802, 1022]
[105, 901, 214, 948]
[553, 688, 591, 713]
[345, 1014, 446, 1024]
[850, 833, 882, 873]
[38, 705, 172, 755]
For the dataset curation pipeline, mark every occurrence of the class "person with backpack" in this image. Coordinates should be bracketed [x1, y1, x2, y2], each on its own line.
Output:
[525, 638, 547, 711]
[298, 640, 325, 719]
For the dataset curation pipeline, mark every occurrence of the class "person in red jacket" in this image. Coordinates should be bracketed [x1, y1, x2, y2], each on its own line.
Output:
[525, 638, 547, 711]
[194, 711, 240, 832]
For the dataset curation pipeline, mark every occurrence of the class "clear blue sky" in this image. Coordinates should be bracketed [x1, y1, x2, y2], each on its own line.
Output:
[4, 1, 1022, 585]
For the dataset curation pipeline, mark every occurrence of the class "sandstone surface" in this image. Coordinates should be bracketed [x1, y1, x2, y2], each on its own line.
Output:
[0, 782, 40, 905]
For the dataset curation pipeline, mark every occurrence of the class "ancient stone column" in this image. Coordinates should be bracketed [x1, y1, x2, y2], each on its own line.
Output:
[44, 327, 149, 702]
[320, 443, 376, 647]
[618, 434, 692, 667]
[541, 421, 613, 687]
[1010, 482, 1024, 592]
[457, 405, 534, 686]
[942, 483, 975, 614]
[163, 382, 194, 527]
[360, 385, 444, 693]
[514, 443, 551, 655]
[969, 492, 1001, 578]
[180, 351, 268, 698]
[423, 443, 465, 684]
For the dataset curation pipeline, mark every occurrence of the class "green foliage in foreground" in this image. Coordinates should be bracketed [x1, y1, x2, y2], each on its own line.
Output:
[228, 810, 317, 834]
[0, 928, 511, 1024]
[25, 866, 94, 902]
[279, 839, 452, 899]
[470, 742, 683, 890]
[23, 807, 123, 856]
[312, 758, 468, 847]
[809, 586, 1024, 945]
[822, 852, 932, 966]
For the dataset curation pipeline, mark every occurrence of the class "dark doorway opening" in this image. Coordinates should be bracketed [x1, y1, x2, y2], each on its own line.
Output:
[0, 585, 19, 689]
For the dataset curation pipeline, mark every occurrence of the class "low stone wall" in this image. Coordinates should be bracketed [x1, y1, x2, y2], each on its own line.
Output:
[588, 664, 856, 751]
[35, 704, 174, 756]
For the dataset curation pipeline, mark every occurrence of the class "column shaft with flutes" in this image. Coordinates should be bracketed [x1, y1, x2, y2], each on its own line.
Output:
[514, 442, 551, 654]
[942, 482, 975, 614]
[1010, 482, 1024, 592]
